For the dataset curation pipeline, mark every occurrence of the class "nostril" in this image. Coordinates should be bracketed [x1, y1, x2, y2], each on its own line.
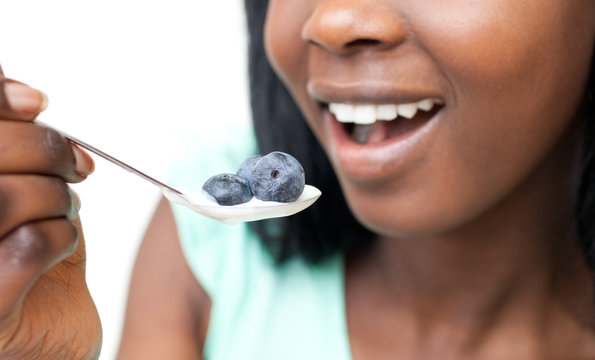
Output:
[345, 38, 383, 49]
[302, 3, 407, 55]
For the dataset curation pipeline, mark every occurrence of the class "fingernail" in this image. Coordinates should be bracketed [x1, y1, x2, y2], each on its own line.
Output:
[68, 188, 81, 220]
[39, 91, 49, 111]
[72, 145, 95, 177]
[4, 81, 48, 114]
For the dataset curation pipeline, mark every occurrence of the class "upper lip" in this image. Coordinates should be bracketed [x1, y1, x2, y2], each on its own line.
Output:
[307, 79, 444, 105]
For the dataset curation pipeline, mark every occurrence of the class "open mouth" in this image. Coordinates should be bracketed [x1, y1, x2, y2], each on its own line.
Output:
[327, 98, 443, 145]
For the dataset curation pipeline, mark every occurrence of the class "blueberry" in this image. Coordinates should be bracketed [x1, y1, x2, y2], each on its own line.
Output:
[250, 151, 305, 202]
[236, 154, 261, 182]
[202, 173, 253, 206]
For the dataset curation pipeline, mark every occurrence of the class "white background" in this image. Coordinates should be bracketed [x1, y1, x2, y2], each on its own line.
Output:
[0, 1, 250, 358]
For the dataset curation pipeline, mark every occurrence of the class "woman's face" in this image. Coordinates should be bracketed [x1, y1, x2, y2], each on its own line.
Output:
[264, 0, 595, 237]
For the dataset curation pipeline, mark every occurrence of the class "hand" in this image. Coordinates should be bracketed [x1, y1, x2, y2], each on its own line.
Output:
[0, 65, 101, 360]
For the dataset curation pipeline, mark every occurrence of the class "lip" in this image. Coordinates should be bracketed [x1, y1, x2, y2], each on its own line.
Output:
[322, 106, 443, 181]
[308, 80, 444, 105]
[311, 84, 444, 182]
[307, 79, 446, 180]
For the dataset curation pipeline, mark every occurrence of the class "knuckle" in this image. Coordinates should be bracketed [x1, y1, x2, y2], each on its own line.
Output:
[40, 127, 73, 170]
[0, 176, 74, 238]
[0, 123, 76, 179]
[0, 220, 78, 270]
[0, 224, 51, 268]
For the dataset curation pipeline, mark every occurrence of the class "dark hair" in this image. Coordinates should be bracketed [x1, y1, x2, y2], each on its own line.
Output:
[244, 0, 595, 268]
[244, 0, 375, 264]
[578, 53, 595, 272]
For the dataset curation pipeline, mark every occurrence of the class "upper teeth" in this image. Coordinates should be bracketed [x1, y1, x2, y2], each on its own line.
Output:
[328, 98, 442, 125]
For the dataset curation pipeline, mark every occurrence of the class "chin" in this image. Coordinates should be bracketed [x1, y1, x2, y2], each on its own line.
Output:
[339, 182, 452, 239]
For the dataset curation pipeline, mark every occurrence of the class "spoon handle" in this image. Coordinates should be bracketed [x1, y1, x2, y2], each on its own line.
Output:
[36, 121, 184, 196]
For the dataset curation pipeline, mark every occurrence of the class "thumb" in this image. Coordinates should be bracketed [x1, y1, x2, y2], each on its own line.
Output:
[0, 78, 48, 121]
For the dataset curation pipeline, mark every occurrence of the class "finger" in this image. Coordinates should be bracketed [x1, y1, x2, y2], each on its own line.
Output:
[0, 218, 78, 319]
[0, 175, 76, 238]
[0, 64, 4, 77]
[0, 122, 94, 182]
[70, 143, 95, 183]
[0, 79, 48, 121]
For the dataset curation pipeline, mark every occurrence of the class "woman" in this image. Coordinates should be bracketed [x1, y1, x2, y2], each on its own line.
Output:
[1, 0, 594, 358]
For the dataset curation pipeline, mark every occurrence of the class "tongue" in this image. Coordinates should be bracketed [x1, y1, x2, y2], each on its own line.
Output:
[351, 122, 387, 144]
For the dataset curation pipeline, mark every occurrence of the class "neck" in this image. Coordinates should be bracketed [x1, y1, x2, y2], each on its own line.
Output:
[372, 202, 588, 326]
[353, 126, 595, 355]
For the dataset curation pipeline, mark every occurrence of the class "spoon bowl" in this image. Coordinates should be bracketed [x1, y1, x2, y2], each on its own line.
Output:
[163, 185, 321, 225]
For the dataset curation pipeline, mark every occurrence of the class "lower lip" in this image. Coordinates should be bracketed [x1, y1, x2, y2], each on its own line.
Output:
[323, 107, 443, 181]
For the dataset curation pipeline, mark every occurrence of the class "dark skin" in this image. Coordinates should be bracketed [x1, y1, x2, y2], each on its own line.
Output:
[0, 65, 100, 359]
[262, 0, 595, 358]
[117, 198, 209, 359]
[3, 1, 595, 359]
[120, 1, 595, 358]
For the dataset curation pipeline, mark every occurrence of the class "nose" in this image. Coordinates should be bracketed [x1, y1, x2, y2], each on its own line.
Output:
[301, 0, 407, 55]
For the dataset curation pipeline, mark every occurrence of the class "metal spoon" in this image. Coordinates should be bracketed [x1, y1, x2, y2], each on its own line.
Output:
[37, 121, 321, 225]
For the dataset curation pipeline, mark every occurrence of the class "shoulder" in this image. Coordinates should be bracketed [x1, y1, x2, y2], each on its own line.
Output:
[117, 198, 210, 359]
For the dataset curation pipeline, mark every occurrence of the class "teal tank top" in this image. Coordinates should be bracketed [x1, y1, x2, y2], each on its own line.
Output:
[167, 124, 352, 360]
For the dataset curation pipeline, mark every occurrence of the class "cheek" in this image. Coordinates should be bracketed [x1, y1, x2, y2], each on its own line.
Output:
[420, 1, 594, 112]
[420, 1, 593, 192]
[346, 1, 594, 236]
[438, 2, 593, 185]
[264, 1, 310, 87]
[264, 1, 325, 141]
